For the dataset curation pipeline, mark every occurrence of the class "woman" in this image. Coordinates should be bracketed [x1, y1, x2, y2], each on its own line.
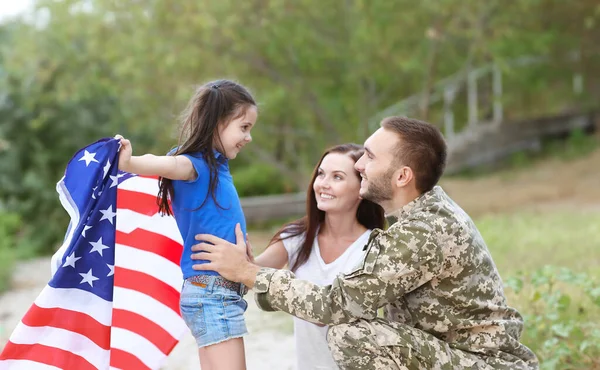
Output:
[249, 143, 385, 370]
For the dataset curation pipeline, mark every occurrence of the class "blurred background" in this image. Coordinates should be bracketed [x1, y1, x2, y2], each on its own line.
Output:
[0, 1, 599, 368]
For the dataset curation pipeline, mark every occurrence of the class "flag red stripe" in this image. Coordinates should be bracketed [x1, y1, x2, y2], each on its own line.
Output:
[116, 189, 160, 215]
[116, 228, 182, 265]
[20, 305, 110, 350]
[137, 175, 159, 180]
[114, 267, 180, 314]
[112, 309, 179, 355]
[109, 348, 152, 370]
[0, 342, 97, 370]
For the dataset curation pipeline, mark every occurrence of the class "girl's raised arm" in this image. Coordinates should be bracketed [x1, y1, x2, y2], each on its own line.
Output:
[116, 135, 196, 181]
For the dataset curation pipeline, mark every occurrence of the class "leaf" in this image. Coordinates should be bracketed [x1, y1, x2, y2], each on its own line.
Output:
[550, 323, 571, 338]
[557, 294, 571, 312]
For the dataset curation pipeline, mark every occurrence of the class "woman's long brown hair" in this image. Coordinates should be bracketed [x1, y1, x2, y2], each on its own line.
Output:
[268, 143, 385, 272]
[157, 80, 256, 215]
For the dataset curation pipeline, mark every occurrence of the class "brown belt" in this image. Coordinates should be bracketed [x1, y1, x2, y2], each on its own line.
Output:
[187, 275, 243, 294]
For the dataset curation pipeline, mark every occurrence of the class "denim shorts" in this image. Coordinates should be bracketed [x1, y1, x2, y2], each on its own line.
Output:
[179, 276, 249, 348]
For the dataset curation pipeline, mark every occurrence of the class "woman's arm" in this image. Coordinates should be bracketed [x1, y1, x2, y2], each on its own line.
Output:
[254, 240, 289, 269]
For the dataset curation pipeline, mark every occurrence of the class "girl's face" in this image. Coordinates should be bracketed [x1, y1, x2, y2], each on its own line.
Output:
[217, 106, 258, 160]
[313, 153, 362, 214]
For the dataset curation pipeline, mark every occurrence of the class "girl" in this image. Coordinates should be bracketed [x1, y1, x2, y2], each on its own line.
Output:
[116, 79, 257, 370]
[247, 143, 385, 369]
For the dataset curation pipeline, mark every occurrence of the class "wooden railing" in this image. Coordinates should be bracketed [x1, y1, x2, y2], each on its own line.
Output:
[241, 54, 598, 222]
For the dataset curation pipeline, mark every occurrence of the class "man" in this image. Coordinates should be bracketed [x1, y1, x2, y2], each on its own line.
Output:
[191, 116, 539, 369]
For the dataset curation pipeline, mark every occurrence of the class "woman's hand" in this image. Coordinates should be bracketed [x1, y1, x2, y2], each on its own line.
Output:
[245, 233, 256, 264]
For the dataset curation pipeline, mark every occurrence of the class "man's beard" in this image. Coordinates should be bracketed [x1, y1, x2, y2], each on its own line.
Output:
[361, 166, 394, 204]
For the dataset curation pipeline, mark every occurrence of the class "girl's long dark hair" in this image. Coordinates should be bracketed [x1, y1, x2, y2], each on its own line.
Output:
[269, 143, 385, 272]
[157, 80, 256, 215]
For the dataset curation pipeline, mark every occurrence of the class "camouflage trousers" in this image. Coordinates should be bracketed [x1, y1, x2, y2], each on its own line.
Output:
[326, 319, 538, 370]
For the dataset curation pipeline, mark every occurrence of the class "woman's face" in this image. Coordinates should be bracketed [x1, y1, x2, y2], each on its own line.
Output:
[313, 153, 362, 214]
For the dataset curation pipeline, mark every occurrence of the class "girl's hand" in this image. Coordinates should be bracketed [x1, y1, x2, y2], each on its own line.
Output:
[245, 233, 256, 264]
[114, 134, 132, 172]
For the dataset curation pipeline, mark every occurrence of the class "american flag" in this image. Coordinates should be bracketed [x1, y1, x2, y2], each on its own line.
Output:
[0, 138, 188, 369]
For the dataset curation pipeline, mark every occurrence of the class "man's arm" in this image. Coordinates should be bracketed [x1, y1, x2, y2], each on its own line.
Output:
[253, 223, 444, 325]
[194, 222, 444, 326]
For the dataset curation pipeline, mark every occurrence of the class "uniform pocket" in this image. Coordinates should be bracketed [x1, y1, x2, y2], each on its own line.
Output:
[345, 239, 382, 278]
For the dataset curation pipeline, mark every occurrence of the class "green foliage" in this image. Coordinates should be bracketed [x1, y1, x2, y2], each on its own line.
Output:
[0, 211, 21, 293]
[233, 164, 298, 197]
[1, 0, 600, 254]
[554, 128, 599, 160]
[505, 267, 600, 369]
[0, 45, 125, 254]
[481, 210, 600, 368]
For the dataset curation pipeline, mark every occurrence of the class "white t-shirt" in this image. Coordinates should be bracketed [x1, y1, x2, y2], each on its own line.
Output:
[282, 229, 372, 370]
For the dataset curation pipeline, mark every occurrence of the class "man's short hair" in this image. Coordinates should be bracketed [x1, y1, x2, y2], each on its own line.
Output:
[381, 116, 447, 193]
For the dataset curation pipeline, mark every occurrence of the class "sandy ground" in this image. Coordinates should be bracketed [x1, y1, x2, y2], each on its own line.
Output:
[1, 146, 599, 369]
[0, 258, 296, 369]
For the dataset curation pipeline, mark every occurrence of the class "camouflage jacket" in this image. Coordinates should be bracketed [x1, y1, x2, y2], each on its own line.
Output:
[254, 186, 537, 364]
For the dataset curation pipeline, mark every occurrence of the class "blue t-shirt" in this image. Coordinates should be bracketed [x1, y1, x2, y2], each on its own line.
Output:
[171, 151, 247, 279]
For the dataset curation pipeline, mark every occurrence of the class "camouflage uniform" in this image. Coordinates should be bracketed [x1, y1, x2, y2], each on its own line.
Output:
[254, 186, 539, 369]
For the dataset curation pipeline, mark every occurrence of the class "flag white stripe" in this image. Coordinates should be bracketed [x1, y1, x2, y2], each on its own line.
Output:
[0, 360, 62, 370]
[116, 209, 182, 244]
[110, 327, 167, 370]
[34, 286, 112, 326]
[112, 287, 188, 338]
[115, 244, 182, 291]
[8, 324, 110, 370]
[117, 176, 160, 196]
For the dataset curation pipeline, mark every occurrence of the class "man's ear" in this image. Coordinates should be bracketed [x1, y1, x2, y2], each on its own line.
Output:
[395, 166, 414, 188]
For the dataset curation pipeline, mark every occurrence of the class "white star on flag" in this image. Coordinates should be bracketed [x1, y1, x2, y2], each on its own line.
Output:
[82, 225, 92, 237]
[99, 205, 117, 224]
[103, 159, 111, 178]
[79, 269, 99, 287]
[62, 252, 81, 268]
[107, 264, 115, 277]
[89, 237, 109, 256]
[109, 175, 119, 188]
[78, 150, 99, 166]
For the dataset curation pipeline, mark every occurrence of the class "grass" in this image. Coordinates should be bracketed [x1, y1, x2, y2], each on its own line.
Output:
[479, 209, 600, 369]
[479, 210, 600, 277]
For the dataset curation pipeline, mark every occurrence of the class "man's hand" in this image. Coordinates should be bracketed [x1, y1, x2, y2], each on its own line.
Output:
[191, 223, 261, 288]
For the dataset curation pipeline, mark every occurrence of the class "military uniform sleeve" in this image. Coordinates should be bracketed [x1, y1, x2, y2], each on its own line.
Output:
[253, 222, 444, 325]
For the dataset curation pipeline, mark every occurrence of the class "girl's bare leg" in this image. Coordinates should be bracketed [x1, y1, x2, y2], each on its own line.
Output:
[198, 337, 246, 370]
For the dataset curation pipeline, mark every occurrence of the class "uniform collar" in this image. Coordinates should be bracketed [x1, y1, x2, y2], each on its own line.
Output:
[384, 186, 444, 225]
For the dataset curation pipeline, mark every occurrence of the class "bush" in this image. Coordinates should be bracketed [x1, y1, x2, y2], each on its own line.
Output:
[233, 163, 299, 197]
[505, 266, 600, 369]
[0, 211, 21, 294]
